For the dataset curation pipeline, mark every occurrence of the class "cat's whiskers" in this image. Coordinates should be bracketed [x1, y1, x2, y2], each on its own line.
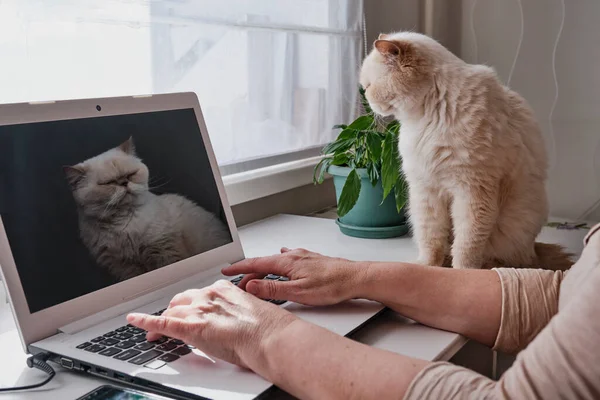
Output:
[147, 177, 172, 191]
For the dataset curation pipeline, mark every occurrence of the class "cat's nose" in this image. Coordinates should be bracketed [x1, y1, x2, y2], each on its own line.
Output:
[117, 178, 128, 186]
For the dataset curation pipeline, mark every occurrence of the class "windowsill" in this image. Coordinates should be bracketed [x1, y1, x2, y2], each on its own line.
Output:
[223, 156, 327, 206]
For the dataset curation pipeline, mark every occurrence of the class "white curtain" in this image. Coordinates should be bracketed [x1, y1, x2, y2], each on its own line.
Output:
[0, 0, 364, 173]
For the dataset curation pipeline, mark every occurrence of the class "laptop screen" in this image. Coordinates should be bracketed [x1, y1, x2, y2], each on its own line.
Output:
[0, 108, 233, 314]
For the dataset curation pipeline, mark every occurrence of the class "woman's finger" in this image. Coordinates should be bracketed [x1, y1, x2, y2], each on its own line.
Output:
[128, 313, 193, 341]
[222, 255, 290, 276]
[168, 291, 194, 308]
[245, 279, 300, 301]
[237, 273, 265, 291]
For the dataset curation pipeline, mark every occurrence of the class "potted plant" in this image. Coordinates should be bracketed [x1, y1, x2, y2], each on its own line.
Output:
[313, 87, 409, 239]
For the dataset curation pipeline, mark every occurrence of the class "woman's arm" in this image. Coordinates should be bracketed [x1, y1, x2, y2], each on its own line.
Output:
[260, 319, 429, 400]
[356, 262, 502, 347]
[225, 249, 502, 346]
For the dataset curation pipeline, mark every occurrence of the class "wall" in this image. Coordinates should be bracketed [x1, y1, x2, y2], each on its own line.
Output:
[364, 0, 421, 45]
[458, 0, 600, 221]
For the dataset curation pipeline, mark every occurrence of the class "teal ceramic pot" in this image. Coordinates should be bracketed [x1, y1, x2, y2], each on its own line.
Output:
[328, 165, 409, 239]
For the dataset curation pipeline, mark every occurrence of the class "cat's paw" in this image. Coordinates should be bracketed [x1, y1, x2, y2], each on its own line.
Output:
[451, 256, 483, 269]
[452, 263, 482, 269]
[416, 251, 446, 267]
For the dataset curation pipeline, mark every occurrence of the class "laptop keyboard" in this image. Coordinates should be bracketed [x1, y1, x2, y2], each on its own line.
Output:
[76, 308, 190, 366]
[76, 275, 288, 367]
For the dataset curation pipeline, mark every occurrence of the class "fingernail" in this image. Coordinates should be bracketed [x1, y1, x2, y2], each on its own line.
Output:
[127, 313, 142, 323]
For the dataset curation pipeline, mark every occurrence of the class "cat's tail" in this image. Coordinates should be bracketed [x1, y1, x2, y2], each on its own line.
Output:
[534, 242, 574, 271]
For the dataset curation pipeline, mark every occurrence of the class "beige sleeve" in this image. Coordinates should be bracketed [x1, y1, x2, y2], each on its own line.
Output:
[491, 267, 565, 354]
[403, 269, 600, 400]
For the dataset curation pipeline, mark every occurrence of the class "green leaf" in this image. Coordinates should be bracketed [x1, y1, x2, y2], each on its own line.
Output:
[367, 162, 379, 186]
[337, 169, 361, 218]
[347, 115, 375, 131]
[381, 133, 400, 201]
[359, 86, 373, 115]
[366, 133, 383, 163]
[313, 157, 332, 184]
[385, 119, 401, 135]
[394, 175, 408, 213]
[317, 158, 332, 184]
[321, 138, 354, 155]
[331, 152, 349, 166]
[333, 124, 348, 130]
[336, 128, 358, 141]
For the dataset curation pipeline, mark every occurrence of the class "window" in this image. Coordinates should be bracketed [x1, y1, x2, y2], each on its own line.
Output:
[0, 0, 364, 180]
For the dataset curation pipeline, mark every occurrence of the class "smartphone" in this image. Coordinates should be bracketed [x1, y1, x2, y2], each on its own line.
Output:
[76, 385, 174, 400]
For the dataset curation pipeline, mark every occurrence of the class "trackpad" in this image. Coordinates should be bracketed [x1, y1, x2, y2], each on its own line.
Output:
[283, 299, 384, 337]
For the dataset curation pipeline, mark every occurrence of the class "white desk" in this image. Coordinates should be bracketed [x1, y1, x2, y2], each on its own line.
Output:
[0, 214, 588, 399]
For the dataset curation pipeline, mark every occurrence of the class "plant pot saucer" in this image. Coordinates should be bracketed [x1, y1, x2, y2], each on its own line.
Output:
[335, 219, 410, 239]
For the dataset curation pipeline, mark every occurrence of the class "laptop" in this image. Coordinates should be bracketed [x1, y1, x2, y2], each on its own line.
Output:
[0, 93, 384, 400]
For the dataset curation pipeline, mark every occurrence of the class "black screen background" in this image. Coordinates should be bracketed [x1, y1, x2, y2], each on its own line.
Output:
[0, 109, 232, 313]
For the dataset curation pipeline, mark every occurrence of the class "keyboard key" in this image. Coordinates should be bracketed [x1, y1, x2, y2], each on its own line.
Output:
[77, 342, 92, 349]
[265, 274, 280, 280]
[278, 276, 290, 282]
[158, 353, 180, 363]
[91, 336, 105, 343]
[131, 335, 146, 343]
[128, 327, 144, 335]
[98, 347, 122, 357]
[170, 339, 184, 345]
[230, 275, 243, 283]
[271, 299, 287, 305]
[156, 342, 177, 352]
[85, 344, 106, 353]
[114, 333, 133, 340]
[115, 326, 128, 332]
[171, 346, 191, 356]
[103, 331, 116, 337]
[99, 338, 119, 346]
[114, 349, 141, 361]
[115, 341, 136, 349]
[149, 337, 168, 345]
[134, 342, 155, 351]
[128, 350, 163, 365]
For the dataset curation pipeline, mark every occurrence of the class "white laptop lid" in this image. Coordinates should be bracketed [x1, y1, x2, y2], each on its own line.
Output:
[0, 92, 245, 347]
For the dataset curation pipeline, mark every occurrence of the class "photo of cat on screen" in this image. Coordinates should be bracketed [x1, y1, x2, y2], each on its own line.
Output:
[63, 137, 231, 281]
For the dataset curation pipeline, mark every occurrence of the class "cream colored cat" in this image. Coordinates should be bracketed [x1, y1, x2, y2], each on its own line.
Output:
[360, 31, 571, 270]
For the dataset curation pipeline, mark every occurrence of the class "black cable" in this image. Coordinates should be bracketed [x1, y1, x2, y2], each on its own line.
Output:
[0, 353, 55, 393]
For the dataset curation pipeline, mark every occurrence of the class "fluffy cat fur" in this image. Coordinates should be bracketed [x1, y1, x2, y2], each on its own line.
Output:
[360, 32, 572, 270]
[64, 137, 231, 281]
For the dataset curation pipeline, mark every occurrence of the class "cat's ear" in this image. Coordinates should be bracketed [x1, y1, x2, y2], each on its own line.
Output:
[374, 40, 401, 57]
[63, 165, 86, 187]
[378, 33, 389, 40]
[374, 39, 410, 58]
[118, 136, 136, 155]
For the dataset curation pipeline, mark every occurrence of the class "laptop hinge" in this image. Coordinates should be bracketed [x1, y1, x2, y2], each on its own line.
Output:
[58, 265, 228, 335]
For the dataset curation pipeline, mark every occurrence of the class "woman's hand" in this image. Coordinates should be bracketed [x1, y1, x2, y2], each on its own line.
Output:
[126, 280, 297, 368]
[221, 248, 367, 306]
